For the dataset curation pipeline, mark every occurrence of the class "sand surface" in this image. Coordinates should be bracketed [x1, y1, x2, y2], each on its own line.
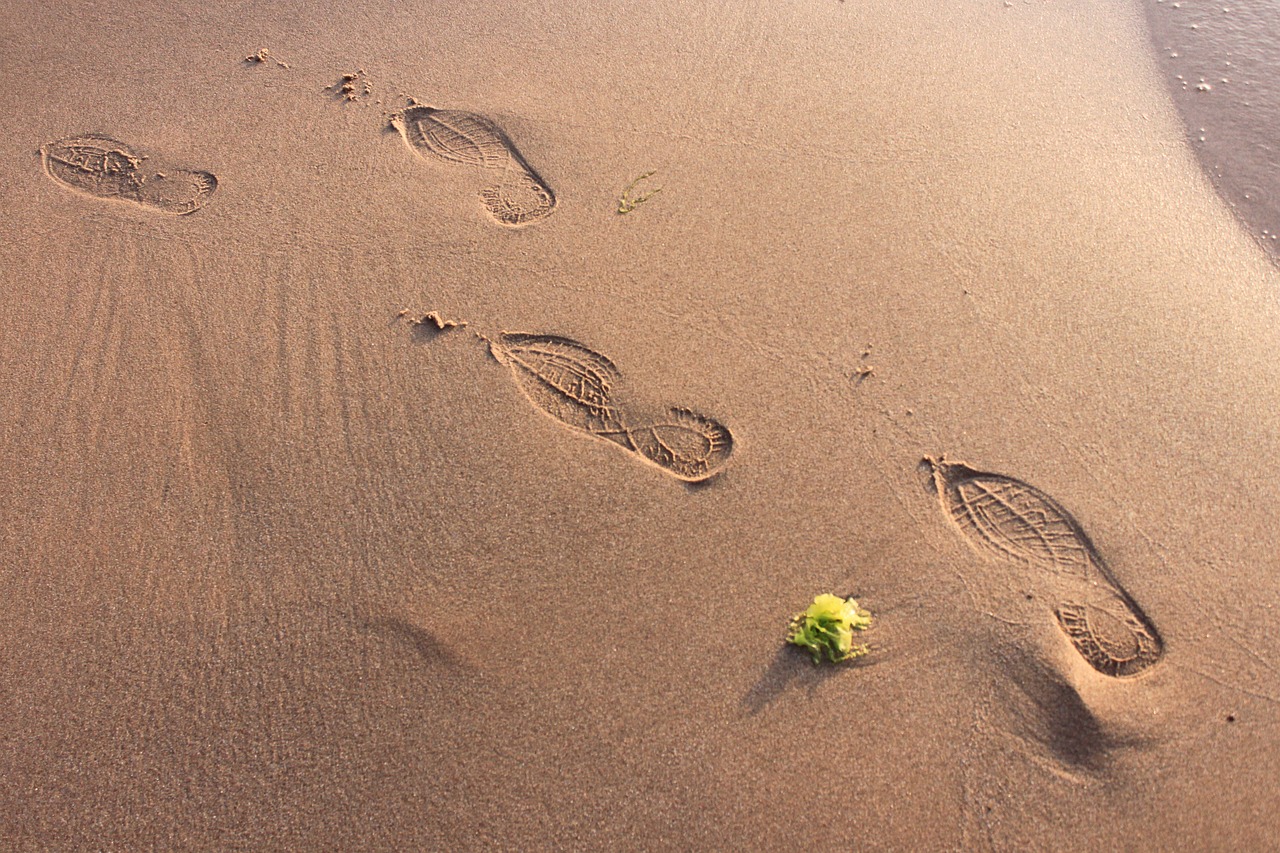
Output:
[3, 0, 1280, 848]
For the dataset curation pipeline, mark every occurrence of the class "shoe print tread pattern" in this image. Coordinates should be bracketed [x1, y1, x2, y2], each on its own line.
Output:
[490, 333, 732, 483]
[394, 108, 513, 170]
[490, 333, 628, 437]
[392, 106, 556, 227]
[40, 134, 217, 215]
[628, 408, 734, 483]
[927, 458, 1163, 678]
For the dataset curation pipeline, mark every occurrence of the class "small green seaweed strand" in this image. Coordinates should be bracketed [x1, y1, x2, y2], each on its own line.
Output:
[618, 170, 663, 214]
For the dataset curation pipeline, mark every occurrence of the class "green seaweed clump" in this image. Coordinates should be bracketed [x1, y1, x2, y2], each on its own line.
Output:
[786, 594, 872, 664]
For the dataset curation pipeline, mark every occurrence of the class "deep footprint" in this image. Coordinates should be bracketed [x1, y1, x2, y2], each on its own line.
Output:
[926, 457, 1163, 678]
[40, 134, 217, 215]
[488, 332, 732, 482]
[392, 106, 556, 226]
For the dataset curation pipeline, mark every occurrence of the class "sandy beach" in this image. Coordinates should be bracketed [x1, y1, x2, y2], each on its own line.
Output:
[2, 0, 1279, 848]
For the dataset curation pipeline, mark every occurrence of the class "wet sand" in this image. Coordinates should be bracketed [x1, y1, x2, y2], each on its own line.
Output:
[2, 0, 1280, 848]
[1145, 0, 1280, 259]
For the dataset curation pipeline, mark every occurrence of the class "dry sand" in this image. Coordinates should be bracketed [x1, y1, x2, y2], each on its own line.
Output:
[2, 0, 1279, 848]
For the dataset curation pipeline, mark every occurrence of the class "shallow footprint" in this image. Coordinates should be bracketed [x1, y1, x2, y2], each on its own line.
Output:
[927, 458, 1093, 580]
[488, 332, 732, 482]
[40, 134, 217, 215]
[134, 169, 218, 215]
[925, 456, 1163, 678]
[392, 105, 556, 226]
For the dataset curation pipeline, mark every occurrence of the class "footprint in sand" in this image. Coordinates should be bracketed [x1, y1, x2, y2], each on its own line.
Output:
[40, 134, 217, 215]
[391, 106, 556, 226]
[925, 457, 1163, 678]
[487, 332, 732, 482]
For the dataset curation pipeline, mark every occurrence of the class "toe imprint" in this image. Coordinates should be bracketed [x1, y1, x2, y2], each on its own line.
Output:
[489, 333, 628, 437]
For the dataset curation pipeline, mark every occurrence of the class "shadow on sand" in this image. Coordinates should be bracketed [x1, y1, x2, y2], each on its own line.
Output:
[742, 645, 881, 715]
